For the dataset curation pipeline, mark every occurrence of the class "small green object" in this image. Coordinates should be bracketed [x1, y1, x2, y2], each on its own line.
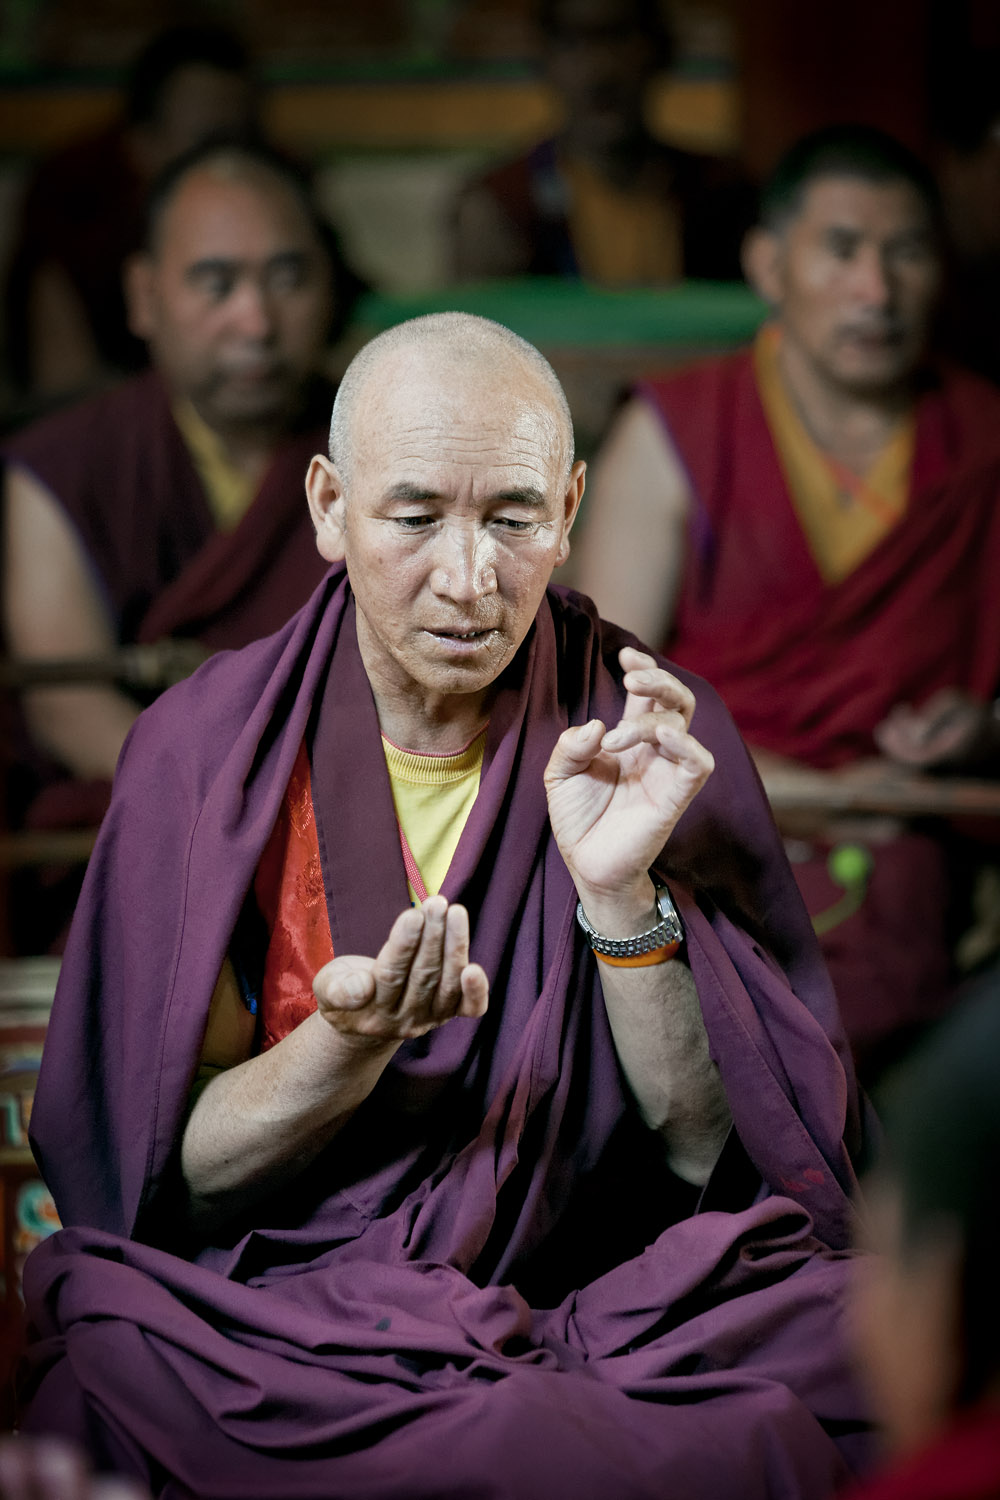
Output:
[827, 843, 872, 891]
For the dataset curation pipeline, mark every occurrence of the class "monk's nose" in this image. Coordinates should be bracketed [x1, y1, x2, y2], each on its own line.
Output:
[228, 279, 277, 341]
[430, 525, 498, 602]
[854, 246, 893, 308]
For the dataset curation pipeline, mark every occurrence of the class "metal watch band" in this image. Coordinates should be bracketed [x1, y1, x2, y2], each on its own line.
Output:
[575, 882, 683, 959]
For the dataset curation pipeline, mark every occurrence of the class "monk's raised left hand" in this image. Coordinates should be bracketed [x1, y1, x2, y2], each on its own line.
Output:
[544, 647, 714, 915]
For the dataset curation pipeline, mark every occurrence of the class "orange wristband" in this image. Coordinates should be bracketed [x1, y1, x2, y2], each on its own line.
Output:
[594, 940, 681, 968]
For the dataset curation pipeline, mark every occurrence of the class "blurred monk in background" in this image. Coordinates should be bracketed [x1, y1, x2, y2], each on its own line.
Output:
[576, 125, 1000, 1079]
[453, 0, 754, 285]
[3, 23, 258, 409]
[847, 968, 1000, 1499]
[2, 138, 342, 952]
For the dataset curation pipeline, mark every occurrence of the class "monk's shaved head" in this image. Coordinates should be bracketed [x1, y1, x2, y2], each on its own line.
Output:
[144, 137, 328, 258]
[329, 313, 575, 488]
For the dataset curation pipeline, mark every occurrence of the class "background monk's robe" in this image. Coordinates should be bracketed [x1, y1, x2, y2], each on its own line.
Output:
[1, 370, 331, 949]
[22, 572, 875, 1500]
[640, 347, 1000, 1071]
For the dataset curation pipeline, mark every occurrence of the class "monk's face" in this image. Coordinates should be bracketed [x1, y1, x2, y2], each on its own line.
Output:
[312, 350, 585, 734]
[127, 166, 332, 432]
[850, 1175, 961, 1457]
[748, 175, 940, 394]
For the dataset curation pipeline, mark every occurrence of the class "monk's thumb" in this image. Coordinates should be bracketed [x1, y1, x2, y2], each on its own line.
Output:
[313, 959, 375, 1008]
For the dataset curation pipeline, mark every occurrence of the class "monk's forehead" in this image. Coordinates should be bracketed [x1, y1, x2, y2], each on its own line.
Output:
[351, 346, 568, 473]
[156, 163, 315, 256]
[790, 173, 933, 234]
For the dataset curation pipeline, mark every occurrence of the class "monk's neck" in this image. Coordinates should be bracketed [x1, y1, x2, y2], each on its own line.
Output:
[371, 691, 492, 756]
[776, 333, 915, 475]
[187, 403, 291, 488]
[216, 428, 282, 488]
[559, 128, 656, 190]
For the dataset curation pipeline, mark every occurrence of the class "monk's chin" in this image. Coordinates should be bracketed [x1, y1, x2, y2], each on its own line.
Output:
[201, 384, 299, 431]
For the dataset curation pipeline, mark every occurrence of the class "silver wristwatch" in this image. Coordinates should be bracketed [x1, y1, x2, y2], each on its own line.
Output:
[575, 882, 684, 959]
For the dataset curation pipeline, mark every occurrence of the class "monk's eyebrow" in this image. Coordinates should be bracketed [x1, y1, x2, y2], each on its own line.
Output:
[185, 256, 241, 283]
[385, 483, 439, 502]
[492, 487, 548, 508]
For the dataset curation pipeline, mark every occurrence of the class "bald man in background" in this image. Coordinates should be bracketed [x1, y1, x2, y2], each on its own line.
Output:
[22, 313, 873, 1499]
[3, 142, 341, 888]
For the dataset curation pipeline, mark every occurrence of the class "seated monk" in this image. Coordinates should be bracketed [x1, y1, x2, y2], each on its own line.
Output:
[574, 124, 1000, 1079]
[452, 0, 754, 286]
[2, 138, 340, 945]
[20, 313, 875, 1498]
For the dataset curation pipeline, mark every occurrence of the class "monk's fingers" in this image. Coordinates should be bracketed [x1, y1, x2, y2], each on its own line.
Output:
[312, 954, 378, 1013]
[368, 904, 430, 1010]
[427, 903, 473, 1022]
[618, 645, 658, 676]
[543, 719, 606, 790]
[387, 894, 451, 1021]
[601, 708, 688, 754]
[619, 651, 696, 727]
[315, 903, 484, 1040]
[649, 719, 716, 798]
[458, 962, 489, 1019]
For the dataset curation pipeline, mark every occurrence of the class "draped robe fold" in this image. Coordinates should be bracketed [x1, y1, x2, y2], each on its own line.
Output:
[23, 571, 874, 1499]
[640, 353, 1000, 1066]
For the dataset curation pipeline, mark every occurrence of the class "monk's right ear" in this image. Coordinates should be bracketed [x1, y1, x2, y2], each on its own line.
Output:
[741, 226, 784, 308]
[306, 455, 347, 564]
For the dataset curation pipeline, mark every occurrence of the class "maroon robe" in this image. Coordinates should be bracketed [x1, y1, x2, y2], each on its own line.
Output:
[3, 368, 331, 653]
[1, 370, 331, 949]
[640, 352, 1000, 1071]
[21, 571, 874, 1498]
[843, 1405, 1000, 1500]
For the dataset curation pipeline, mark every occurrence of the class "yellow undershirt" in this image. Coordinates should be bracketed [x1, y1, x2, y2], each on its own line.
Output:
[562, 156, 683, 287]
[382, 731, 486, 902]
[173, 398, 256, 533]
[753, 324, 915, 584]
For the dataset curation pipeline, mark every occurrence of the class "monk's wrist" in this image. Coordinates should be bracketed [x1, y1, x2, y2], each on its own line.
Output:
[572, 874, 658, 940]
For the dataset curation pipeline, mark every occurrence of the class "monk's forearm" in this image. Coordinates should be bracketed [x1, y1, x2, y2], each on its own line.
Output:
[180, 1012, 400, 1232]
[579, 879, 731, 1186]
[600, 958, 731, 1185]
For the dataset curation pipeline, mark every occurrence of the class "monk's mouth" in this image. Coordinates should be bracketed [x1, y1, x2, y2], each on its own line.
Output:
[427, 628, 496, 643]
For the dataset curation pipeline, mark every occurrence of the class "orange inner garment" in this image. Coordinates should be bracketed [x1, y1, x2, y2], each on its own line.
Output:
[753, 322, 915, 584]
[253, 739, 332, 1050]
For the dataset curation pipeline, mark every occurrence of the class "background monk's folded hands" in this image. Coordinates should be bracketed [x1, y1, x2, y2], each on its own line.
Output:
[544, 647, 714, 906]
[874, 688, 1000, 771]
[312, 896, 489, 1043]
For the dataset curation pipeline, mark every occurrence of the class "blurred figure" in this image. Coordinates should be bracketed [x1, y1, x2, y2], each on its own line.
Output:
[932, 49, 1000, 387]
[2, 139, 341, 952]
[3, 23, 257, 406]
[575, 125, 1000, 1079]
[847, 969, 1000, 1499]
[453, 0, 753, 284]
